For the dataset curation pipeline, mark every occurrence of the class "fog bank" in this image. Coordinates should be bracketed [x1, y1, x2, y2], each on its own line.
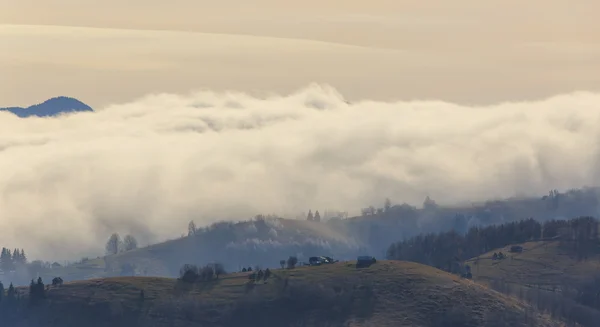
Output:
[1, 84, 600, 260]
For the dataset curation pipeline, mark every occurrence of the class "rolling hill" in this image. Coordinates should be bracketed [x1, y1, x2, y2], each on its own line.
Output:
[466, 240, 600, 290]
[465, 240, 600, 326]
[0, 97, 93, 117]
[32, 187, 600, 285]
[3, 261, 562, 327]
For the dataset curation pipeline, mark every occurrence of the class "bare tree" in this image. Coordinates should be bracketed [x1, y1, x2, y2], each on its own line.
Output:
[105, 233, 121, 255]
[384, 198, 392, 212]
[287, 256, 298, 269]
[188, 220, 197, 236]
[123, 235, 138, 251]
[213, 263, 226, 279]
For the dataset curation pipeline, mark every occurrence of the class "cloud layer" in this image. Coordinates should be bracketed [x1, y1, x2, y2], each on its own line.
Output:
[1, 84, 600, 260]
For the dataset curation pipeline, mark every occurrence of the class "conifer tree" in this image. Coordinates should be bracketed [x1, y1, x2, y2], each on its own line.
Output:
[0, 248, 13, 272]
[314, 210, 321, 222]
[0, 281, 4, 303]
[12, 249, 19, 265]
[20, 249, 26, 264]
[307, 210, 314, 221]
[37, 277, 45, 298]
[29, 279, 36, 298]
[7, 283, 16, 303]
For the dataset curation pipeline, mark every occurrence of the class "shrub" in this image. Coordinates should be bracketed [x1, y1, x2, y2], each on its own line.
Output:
[179, 264, 200, 283]
[287, 256, 298, 269]
[213, 263, 226, 278]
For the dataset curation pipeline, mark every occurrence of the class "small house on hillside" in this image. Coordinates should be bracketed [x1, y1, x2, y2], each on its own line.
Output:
[309, 257, 322, 266]
[308, 256, 338, 266]
[510, 245, 523, 253]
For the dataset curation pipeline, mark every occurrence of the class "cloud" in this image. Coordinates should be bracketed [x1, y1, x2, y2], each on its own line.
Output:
[1, 84, 600, 261]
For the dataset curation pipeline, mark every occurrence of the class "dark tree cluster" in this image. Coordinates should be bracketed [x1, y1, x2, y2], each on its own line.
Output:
[178, 263, 226, 283]
[386, 217, 600, 272]
[0, 248, 27, 272]
[306, 210, 321, 222]
[51, 277, 64, 287]
[28, 277, 45, 304]
[0, 281, 18, 307]
[105, 233, 138, 255]
[248, 268, 271, 284]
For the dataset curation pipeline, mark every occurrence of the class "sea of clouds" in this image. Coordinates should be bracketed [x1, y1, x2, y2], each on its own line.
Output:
[1, 84, 600, 260]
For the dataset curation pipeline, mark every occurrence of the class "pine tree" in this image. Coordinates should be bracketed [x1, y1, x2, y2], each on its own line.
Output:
[0, 281, 4, 303]
[20, 249, 27, 264]
[0, 248, 13, 272]
[307, 210, 314, 221]
[0, 248, 5, 271]
[29, 279, 36, 298]
[7, 283, 16, 303]
[12, 249, 19, 265]
[314, 210, 321, 222]
[36, 277, 45, 298]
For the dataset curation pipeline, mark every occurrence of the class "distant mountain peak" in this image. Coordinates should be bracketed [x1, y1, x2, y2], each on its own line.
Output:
[0, 96, 93, 118]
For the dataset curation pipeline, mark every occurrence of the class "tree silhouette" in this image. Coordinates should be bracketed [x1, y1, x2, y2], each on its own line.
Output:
[123, 235, 138, 251]
[7, 283, 16, 303]
[384, 198, 392, 212]
[188, 220, 197, 236]
[213, 263, 226, 279]
[307, 210, 314, 221]
[105, 233, 121, 255]
[0, 248, 13, 272]
[314, 211, 321, 222]
[287, 256, 298, 269]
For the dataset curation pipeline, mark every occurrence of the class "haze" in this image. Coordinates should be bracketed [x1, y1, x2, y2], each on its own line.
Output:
[1, 1, 600, 261]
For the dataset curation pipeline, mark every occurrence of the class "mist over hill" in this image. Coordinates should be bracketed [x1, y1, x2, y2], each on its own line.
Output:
[1, 85, 600, 262]
[107, 186, 599, 277]
[0, 97, 93, 117]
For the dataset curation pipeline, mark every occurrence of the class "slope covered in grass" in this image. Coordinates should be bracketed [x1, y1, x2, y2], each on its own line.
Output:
[466, 240, 600, 289]
[4, 261, 561, 327]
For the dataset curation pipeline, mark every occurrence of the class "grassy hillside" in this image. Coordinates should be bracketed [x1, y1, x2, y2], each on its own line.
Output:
[465, 240, 600, 326]
[466, 240, 600, 289]
[4, 261, 560, 327]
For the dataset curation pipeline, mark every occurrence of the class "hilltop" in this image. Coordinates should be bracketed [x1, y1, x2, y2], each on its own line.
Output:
[2, 261, 561, 327]
[31, 187, 600, 285]
[0, 97, 93, 117]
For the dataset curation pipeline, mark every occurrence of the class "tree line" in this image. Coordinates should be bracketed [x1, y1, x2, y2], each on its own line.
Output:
[0, 248, 27, 273]
[105, 233, 138, 255]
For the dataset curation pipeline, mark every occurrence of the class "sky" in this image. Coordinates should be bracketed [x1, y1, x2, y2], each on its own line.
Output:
[1, 1, 600, 260]
[1, 0, 599, 107]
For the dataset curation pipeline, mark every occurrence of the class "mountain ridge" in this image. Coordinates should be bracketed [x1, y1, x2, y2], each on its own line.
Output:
[0, 96, 93, 117]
